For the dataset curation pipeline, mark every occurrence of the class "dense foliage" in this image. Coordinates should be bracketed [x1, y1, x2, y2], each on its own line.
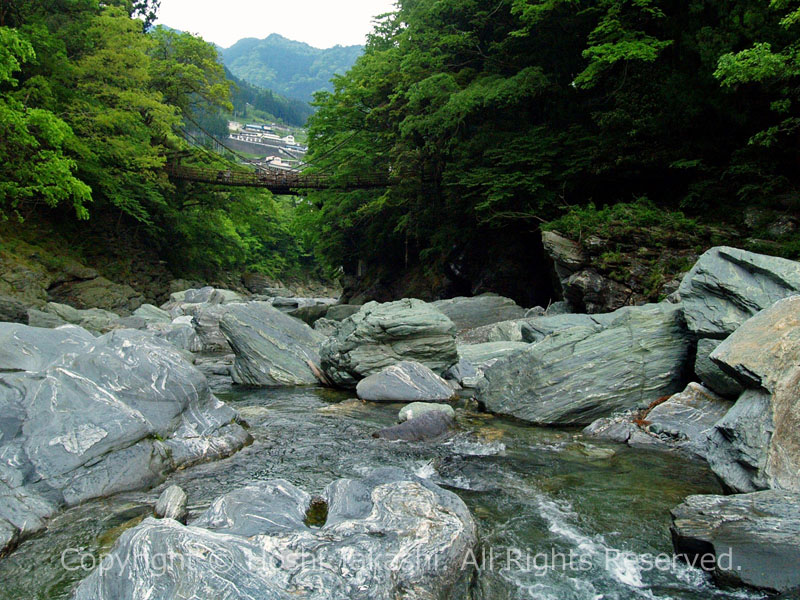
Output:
[222, 34, 363, 102]
[303, 0, 800, 286]
[0, 0, 312, 278]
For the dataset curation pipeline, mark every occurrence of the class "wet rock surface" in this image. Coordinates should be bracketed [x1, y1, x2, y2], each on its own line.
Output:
[671, 490, 800, 592]
[0, 325, 249, 554]
[71, 469, 477, 600]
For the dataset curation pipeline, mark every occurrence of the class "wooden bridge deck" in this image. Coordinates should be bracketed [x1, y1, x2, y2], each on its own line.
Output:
[166, 165, 390, 195]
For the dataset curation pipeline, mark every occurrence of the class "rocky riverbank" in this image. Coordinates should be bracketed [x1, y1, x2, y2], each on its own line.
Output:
[2, 244, 800, 596]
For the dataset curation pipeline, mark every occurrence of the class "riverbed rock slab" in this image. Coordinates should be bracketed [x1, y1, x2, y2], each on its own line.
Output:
[356, 361, 454, 402]
[694, 337, 743, 398]
[220, 302, 326, 386]
[678, 247, 800, 338]
[432, 294, 526, 331]
[670, 490, 800, 592]
[320, 299, 459, 387]
[0, 326, 249, 554]
[478, 303, 691, 425]
[542, 230, 587, 284]
[71, 469, 477, 600]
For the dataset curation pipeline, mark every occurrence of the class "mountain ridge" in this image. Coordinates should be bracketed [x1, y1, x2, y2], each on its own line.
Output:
[221, 33, 363, 103]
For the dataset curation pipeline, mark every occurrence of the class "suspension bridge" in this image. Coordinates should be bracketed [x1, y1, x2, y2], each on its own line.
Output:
[166, 164, 392, 195]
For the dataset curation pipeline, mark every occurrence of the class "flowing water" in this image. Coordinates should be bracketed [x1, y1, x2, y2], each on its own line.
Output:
[0, 384, 765, 600]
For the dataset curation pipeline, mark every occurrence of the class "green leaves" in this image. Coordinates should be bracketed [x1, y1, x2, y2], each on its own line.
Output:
[0, 27, 91, 220]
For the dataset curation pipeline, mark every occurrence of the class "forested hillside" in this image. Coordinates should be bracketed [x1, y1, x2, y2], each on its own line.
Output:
[303, 0, 800, 305]
[221, 34, 363, 102]
[0, 0, 314, 283]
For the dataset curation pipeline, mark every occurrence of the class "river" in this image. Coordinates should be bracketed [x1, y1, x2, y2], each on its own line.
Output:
[0, 383, 765, 599]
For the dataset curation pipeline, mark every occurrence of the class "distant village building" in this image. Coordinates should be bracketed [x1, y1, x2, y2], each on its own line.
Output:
[228, 121, 242, 132]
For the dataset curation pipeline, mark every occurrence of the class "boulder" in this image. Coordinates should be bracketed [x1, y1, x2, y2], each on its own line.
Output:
[326, 304, 362, 321]
[0, 295, 28, 324]
[43, 302, 119, 333]
[373, 411, 455, 441]
[320, 299, 459, 387]
[0, 323, 95, 372]
[47, 276, 143, 316]
[313, 317, 338, 337]
[399, 402, 455, 423]
[190, 304, 233, 353]
[356, 361, 454, 402]
[431, 294, 526, 331]
[0, 327, 250, 552]
[520, 312, 614, 343]
[678, 247, 800, 338]
[71, 469, 477, 600]
[154, 485, 188, 523]
[132, 303, 171, 324]
[670, 490, 800, 592]
[478, 303, 691, 425]
[220, 302, 326, 386]
[564, 268, 632, 313]
[26, 308, 67, 329]
[146, 322, 203, 353]
[694, 337, 743, 398]
[541, 230, 587, 284]
[183, 286, 215, 304]
[289, 304, 330, 325]
[705, 296, 800, 492]
[644, 383, 732, 459]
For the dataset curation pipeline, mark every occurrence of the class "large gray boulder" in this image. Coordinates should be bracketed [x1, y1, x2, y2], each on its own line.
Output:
[190, 303, 233, 353]
[220, 302, 326, 386]
[458, 342, 529, 369]
[432, 294, 526, 331]
[678, 247, 800, 338]
[671, 490, 800, 592]
[320, 299, 459, 388]
[705, 295, 800, 492]
[478, 303, 691, 425]
[71, 469, 477, 600]
[0, 326, 250, 556]
[356, 361, 454, 402]
[693, 337, 743, 398]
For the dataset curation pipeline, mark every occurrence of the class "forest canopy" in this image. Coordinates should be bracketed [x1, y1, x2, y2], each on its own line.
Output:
[0, 0, 314, 278]
[302, 0, 800, 288]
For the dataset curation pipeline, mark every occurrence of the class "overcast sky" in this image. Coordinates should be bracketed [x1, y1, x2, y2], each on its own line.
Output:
[155, 0, 397, 49]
